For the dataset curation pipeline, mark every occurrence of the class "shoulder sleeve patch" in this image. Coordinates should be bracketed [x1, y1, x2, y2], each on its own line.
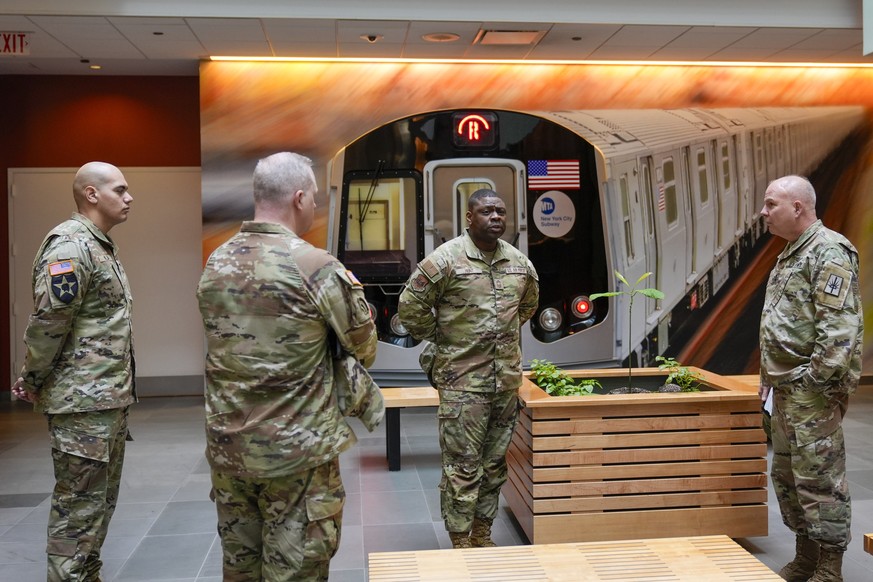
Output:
[420, 258, 441, 280]
[336, 268, 363, 288]
[815, 263, 852, 309]
[48, 260, 75, 276]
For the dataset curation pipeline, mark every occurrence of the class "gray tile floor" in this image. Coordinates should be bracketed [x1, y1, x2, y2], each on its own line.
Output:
[1, 389, 872, 581]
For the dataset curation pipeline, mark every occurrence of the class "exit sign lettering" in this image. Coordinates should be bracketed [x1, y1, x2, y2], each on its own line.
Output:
[1, 32, 30, 56]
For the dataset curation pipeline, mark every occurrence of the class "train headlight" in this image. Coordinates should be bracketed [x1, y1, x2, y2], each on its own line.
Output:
[538, 307, 562, 332]
[367, 302, 377, 322]
[390, 313, 409, 337]
[571, 296, 593, 319]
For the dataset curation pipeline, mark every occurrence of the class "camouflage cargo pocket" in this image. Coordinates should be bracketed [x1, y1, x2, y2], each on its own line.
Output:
[50, 425, 109, 462]
[302, 483, 344, 560]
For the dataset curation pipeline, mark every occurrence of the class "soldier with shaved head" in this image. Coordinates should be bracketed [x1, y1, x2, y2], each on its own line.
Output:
[11, 161, 136, 582]
[759, 175, 863, 582]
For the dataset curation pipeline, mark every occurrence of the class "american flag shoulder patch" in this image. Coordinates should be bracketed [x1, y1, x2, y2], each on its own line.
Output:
[48, 260, 75, 276]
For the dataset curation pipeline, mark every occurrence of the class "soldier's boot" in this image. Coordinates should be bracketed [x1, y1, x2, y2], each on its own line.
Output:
[449, 531, 473, 549]
[808, 548, 843, 582]
[779, 534, 819, 581]
[470, 517, 497, 548]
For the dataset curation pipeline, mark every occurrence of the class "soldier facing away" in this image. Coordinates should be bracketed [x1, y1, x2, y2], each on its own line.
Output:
[197, 152, 380, 581]
[758, 175, 863, 582]
[398, 188, 539, 549]
[11, 162, 137, 582]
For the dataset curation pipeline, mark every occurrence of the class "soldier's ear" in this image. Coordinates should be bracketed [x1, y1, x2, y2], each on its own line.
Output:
[291, 189, 305, 210]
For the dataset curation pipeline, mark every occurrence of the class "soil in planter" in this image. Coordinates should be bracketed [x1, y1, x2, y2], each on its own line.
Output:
[585, 376, 713, 395]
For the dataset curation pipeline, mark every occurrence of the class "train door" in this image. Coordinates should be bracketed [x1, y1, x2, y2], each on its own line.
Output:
[651, 152, 687, 311]
[423, 159, 527, 255]
[715, 137, 739, 253]
[613, 160, 648, 354]
[751, 130, 767, 231]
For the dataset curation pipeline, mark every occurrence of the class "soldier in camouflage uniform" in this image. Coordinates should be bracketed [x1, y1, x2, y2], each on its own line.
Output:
[11, 162, 136, 582]
[398, 189, 539, 549]
[197, 152, 380, 581]
[759, 175, 863, 582]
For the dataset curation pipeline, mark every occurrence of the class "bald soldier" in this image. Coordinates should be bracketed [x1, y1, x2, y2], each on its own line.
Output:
[12, 162, 136, 582]
[759, 175, 863, 582]
[197, 152, 380, 581]
[398, 189, 539, 549]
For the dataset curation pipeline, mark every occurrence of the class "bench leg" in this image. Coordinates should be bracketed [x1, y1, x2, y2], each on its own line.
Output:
[386, 408, 401, 471]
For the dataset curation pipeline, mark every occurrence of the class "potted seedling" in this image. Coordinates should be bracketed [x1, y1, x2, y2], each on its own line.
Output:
[590, 270, 665, 391]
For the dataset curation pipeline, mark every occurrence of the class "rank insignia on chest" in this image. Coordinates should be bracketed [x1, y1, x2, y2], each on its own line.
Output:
[50, 271, 79, 304]
[493, 279, 504, 290]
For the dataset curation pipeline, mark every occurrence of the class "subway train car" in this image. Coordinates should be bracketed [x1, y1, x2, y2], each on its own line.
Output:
[325, 107, 864, 384]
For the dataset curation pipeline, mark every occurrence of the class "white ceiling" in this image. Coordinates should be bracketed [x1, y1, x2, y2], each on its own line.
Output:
[0, 0, 870, 75]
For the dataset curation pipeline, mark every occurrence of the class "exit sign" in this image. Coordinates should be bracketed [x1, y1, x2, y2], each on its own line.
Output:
[1, 32, 30, 56]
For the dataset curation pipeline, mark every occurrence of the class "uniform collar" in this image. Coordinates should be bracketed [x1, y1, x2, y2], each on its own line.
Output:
[462, 230, 506, 263]
[240, 221, 297, 237]
[71, 213, 115, 250]
[778, 219, 822, 261]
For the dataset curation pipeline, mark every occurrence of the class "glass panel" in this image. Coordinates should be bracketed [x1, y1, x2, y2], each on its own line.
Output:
[343, 176, 418, 281]
[620, 175, 633, 259]
[697, 149, 709, 204]
[663, 158, 678, 225]
[721, 143, 731, 190]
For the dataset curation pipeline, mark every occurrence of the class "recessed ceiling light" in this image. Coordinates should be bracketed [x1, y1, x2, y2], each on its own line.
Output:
[422, 32, 461, 43]
[153, 31, 164, 36]
[360, 33, 383, 44]
[89, 64, 102, 70]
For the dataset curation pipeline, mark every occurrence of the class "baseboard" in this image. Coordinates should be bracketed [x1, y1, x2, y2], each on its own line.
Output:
[136, 375, 204, 397]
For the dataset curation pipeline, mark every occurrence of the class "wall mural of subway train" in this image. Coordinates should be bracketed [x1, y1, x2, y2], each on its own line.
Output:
[325, 106, 863, 385]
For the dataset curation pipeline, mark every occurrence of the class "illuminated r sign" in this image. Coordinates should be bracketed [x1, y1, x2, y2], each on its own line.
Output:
[458, 115, 490, 141]
[452, 111, 498, 148]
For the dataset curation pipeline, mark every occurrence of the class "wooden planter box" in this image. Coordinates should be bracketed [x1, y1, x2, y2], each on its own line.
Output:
[503, 368, 768, 544]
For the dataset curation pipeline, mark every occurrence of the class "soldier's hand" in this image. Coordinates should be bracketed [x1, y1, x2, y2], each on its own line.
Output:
[11, 377, 35, 403]
[758, 383, 770, 403]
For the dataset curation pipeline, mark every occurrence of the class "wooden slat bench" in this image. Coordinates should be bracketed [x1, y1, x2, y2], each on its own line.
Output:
[865, 533, 873, 556]
[381, 387, 439, 471]
[368, 534, 782, 581]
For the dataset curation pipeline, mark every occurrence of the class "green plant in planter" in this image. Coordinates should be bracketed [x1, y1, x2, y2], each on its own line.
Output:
[590, 271, 665, 390]
[655, 356, 702, 392]
[530, 359, 601, 396]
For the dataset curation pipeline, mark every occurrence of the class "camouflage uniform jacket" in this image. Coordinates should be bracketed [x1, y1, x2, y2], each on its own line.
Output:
[20, 213, 136, 415]
[398, 231, 539, 393]
[760, 220, 863, 400]
[197, 221, 378, 478]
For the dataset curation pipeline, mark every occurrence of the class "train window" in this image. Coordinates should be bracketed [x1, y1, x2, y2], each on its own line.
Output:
[620, 174, 634, 259]
[696, 149, 709, 205]
[720, 142, 731, 191]
[343, 176, 418, 282]
[755, 133, 764, 173]
[454, 179, 495, 234]
[662, 158, 679, 225]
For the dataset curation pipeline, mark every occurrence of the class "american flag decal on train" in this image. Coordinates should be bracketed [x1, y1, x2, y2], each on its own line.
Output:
[527, 160, 580, 190]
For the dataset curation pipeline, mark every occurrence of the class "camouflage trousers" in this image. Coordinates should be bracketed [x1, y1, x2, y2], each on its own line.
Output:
[46, 407, 129, 582]
[771, 389, 851, 551]
[211, 457, 345, 581]
[437, 389, 519, 533]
